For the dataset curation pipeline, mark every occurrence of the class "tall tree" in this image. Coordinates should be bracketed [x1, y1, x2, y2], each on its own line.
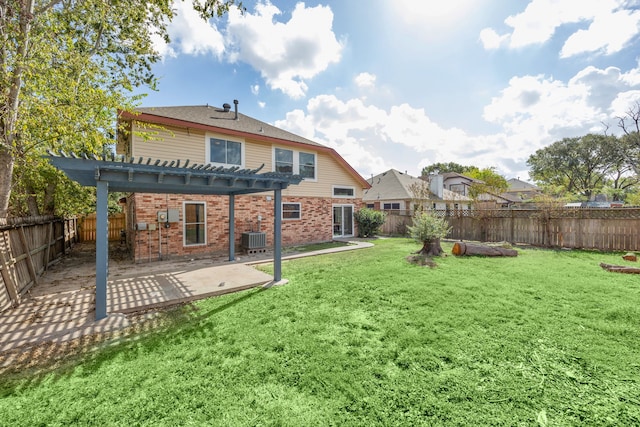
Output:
[617, 101, 640, 176]
[527, 134, 621, 200]
[464, 166, 508, 199]
[0, 0, 239, 218]
[421, 162, 467, 176]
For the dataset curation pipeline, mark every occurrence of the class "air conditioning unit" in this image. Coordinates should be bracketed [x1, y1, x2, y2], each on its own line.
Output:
[241, 232, 266, 249]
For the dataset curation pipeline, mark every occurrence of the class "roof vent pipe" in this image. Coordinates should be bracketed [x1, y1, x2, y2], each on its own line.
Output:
[233, 99, 239, 120]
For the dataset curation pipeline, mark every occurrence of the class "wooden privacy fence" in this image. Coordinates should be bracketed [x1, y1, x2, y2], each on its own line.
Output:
[381, 208, 640, 252]
[0, 216, 78, 313]
[79, 212, 126, 242]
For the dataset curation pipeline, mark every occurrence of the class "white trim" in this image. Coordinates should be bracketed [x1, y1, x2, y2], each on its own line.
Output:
[205, 133, 245, 168]
[332, 185, 355, 198]
[272, 146, 317, 181]
[332, 204, 354, 237]
[183, 201, 207, 246]
[282, 202, 302, 220]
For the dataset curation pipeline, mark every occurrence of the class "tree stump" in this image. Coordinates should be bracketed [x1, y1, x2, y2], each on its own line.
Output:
[452, 241, 518, 257]
[622, 253, 637, 262]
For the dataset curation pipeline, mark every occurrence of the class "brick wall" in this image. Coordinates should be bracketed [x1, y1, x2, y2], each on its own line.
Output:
[127, 193, 362, 262]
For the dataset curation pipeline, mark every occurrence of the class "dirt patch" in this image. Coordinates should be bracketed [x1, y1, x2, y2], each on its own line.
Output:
[406, 254, 439, 268]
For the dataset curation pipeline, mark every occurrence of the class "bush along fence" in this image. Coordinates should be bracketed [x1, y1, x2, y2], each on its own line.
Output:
[380, 208, 640, 252]
[0, 216, 78, 313]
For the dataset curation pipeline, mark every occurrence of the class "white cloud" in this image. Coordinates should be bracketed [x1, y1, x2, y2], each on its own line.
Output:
[354, 72, 376, 89]
[251, 85, 260, 95]
[258, 101, 266, 109]
[479, 28, 509, 50]
[483, 0, 639, 57]
[275, 95, 486, 178]
[154, 1, 225, 58]
[561, 8, 640, 57]
[483, 63, 640, 158]
[274, 61, 640, 180]
[225, 1, 343, 99]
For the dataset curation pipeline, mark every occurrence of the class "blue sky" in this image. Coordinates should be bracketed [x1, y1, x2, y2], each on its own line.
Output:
[140, 0, 640, 181]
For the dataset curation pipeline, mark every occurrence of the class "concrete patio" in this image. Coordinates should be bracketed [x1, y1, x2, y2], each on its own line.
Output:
[0, 239, 373, 365]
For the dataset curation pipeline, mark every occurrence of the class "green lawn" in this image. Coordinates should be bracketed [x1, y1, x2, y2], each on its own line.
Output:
[1, 238, 639, 426]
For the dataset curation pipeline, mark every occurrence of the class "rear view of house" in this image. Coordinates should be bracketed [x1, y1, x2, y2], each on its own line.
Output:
[117, 104, 369, 262]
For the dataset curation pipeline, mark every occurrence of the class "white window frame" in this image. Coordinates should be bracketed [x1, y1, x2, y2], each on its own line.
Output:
[332, 185, 356, 198]
[333, 204, 355, 237]
[205, 134, 245, 168]
[183, 201, 207, 246]
[272, 147, 317, 181]
[383, 202, 401, 210]
[282, 202, 302, 220]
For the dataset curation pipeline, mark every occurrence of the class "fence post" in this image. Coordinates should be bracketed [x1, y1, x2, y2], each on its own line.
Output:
[510, 209, 515, 244]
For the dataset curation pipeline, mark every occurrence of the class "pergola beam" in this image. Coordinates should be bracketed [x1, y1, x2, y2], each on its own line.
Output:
[47, 151, 303, 321]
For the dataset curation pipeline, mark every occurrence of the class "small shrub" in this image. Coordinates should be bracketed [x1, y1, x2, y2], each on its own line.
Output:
[407, 211, 451, 256]
[354, 208, 386, 238]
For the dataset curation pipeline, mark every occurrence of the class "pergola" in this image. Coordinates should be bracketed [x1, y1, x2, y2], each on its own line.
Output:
[48, 151, 302, 321]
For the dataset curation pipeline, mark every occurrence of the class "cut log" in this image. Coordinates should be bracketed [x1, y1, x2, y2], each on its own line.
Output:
[452, 241, 518, 257]
[622, 252, 637, 262]
[600, 263, 640, 274]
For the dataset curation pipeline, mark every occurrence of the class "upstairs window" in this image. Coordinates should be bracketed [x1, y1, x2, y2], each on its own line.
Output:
[274, 148, 316, 180]
[383, 202, 401, 210]
[209, 137, 242, 166]
[333, 186, 355, 198]
[275, 148, 294, 174]
[299, 152, 316, 179]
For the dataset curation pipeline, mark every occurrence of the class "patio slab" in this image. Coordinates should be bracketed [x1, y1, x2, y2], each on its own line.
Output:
[0, 239, 373, 366]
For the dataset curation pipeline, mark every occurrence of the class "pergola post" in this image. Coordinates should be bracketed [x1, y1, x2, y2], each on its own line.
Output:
[229, 193, 235, 261]
[48, 153, 303, 321]
[96, 180, 109, 320]
[274, 189, 282, 281]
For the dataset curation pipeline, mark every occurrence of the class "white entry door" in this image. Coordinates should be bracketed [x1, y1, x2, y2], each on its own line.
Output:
[333, 205, 354, 237]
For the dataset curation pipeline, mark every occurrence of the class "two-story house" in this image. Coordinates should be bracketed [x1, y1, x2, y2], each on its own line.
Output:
[363, 169, 471, 215]
[117, 103, 369, 262]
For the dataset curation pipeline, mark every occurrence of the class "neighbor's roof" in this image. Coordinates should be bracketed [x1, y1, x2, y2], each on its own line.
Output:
[507, 178, 540, 191]
[363, 169, 470, 202]
[119, 105, 370, 189]
[441, 171, 484, 184]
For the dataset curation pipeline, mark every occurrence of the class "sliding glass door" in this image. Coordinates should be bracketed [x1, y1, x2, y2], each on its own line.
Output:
[333, 205, 354, 237]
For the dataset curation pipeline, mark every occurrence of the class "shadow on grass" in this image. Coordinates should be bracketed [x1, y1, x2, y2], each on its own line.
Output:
[0, 286, 268, 394]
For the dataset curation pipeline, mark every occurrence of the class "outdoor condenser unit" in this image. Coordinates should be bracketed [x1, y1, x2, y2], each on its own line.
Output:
[241, 232, 266, 249]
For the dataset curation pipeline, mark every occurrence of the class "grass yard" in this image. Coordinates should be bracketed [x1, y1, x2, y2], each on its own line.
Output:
[1, 238, 639, 426]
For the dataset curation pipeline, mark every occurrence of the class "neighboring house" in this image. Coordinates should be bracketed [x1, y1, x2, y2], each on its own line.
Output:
[440, 172, 482, 198]
[502, 178, 542, 202]
[436, 172, 514, 208]
[363, 169, 471, 214]
[117, 103, 370, 262]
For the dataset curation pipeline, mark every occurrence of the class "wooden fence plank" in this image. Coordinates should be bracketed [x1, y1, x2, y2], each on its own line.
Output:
[381, 208, 640, 251]
[18, 226, 38, 288]
[0, 217, 78, 313]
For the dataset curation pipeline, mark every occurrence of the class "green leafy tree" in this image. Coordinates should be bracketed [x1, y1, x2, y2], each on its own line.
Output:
[465, 166, 508, 199]
[421, 162, 467, 176]
[407, 211, 451, 256]
[0, 0, 240, 218]
[353, 208, 386, 238]
[527, 134, 621, 200]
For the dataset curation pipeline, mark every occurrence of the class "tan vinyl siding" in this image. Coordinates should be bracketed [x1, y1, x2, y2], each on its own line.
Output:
[129, 122, 365, 199]
[131, 123, 206, 163]
[283, 152, 364, 198]
[243, 138, 272, 170]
